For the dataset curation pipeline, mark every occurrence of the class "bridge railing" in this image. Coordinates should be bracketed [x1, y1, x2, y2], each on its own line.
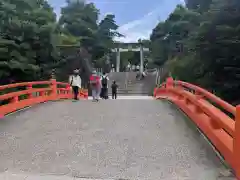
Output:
[154, 77, 240, 179]
[0, 79, 88, 117]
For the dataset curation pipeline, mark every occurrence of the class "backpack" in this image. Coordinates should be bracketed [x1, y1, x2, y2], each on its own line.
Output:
[101, 76, 108, 87]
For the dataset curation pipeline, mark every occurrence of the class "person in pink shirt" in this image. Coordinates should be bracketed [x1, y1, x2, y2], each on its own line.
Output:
[89, 70, 101, 101]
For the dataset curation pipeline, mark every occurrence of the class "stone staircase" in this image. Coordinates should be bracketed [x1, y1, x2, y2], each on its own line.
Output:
[108, 71, 157, 96]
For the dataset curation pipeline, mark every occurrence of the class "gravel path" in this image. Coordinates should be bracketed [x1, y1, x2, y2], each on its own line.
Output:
[0, 99, 227, 179]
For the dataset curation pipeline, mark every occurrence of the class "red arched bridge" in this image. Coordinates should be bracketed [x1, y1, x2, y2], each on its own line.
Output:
[0, 78, 239, 179]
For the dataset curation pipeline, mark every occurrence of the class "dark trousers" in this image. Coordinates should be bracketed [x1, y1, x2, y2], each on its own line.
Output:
[72, 86, 79, 100]
[101, 87, 108, 99]
[112, 91, 117, 99]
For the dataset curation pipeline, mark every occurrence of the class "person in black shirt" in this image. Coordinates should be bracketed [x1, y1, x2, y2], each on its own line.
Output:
[111, 80, 118, 99]
[100, 72, 109, 99]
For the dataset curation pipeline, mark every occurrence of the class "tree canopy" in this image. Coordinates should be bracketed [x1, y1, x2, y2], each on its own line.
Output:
[2, 0, 240, 103]
[0, 0, 122, 84]
[0, 0, 59, 83]
[150, 0, 240, 103]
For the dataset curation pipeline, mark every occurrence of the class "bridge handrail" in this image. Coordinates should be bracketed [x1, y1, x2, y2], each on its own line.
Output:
[154, 78, 240, 179]
[176, 80, 236, 116]
[169, 87, 235, 136]
[56, 82, 69, 86]
[0, 79, 88, 117]
[0, 81, 51, 90]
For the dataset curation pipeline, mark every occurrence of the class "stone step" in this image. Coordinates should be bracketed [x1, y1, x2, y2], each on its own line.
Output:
[106, 71, 156, 96]
[106, 90, 150, 93]
[114, 88, 150, 92]
[109, 92, 150, 95]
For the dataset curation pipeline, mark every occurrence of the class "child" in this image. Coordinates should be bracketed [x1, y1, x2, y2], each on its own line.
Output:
[111, 81, 118, 99]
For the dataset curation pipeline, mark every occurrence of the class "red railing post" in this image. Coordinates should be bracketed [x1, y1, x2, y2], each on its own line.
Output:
[66, 84, 71, 99]
[79, 89, 82, 98]
[27, 84, 33, 99]
[234, 105, 240, 179]
[165, 77, 174, 97]
[50, 79, 57, 100]
[84, 90, 88, 99]
[11, 96, 18, 103]
[39, 91, 45, 97]
[166, 77, 174, 89]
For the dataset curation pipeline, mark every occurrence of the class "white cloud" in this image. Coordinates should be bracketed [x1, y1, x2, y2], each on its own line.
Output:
[49, 0, 184, 43]
[114, 9, 159, 43]
[115, 0, 184, 43]
[105, 12, 114, 16]
[180, 0, 186, 4]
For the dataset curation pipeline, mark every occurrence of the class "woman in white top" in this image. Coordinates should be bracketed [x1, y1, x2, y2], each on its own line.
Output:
[69, 69, 82, 100]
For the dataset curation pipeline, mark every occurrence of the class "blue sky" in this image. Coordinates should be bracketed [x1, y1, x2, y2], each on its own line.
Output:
[48, 0, 185, 42]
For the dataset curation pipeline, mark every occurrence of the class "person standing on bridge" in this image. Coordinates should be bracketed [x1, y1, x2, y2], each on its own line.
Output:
[111, 80, 118, 99]
[100, 72, 109, 99]
[69, 69, 81, 100]
[90, 70, 101, 102]
[127, 62, 131, 72]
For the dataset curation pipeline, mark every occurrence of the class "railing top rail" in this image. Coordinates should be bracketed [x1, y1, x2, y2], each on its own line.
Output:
[176, 80, 236, 115]
[56, 82, 69, 86]
[0, 81, 51, 90]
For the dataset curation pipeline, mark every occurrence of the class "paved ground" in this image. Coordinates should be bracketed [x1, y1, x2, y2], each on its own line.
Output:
[0, 99, 228, 179]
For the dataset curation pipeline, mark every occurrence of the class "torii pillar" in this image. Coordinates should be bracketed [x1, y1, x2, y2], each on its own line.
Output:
[116, 48, 120, 72]
[140, 44, 144, 74]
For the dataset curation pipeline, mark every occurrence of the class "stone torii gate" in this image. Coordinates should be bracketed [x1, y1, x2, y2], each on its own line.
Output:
[111, 42, 149, 73]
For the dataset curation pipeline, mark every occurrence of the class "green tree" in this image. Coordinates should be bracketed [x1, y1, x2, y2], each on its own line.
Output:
[150, 5, 200, 66]
[150, 0, 240, 103]
[59, 1, 122, 69]
[95, 14, 123, 60]
[0, 0, 59, 83]
[0, 0, 123, 85]
[188, 0, 240, 102]
[59, 0, 99, 52]
[185, 0, 213, 12]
